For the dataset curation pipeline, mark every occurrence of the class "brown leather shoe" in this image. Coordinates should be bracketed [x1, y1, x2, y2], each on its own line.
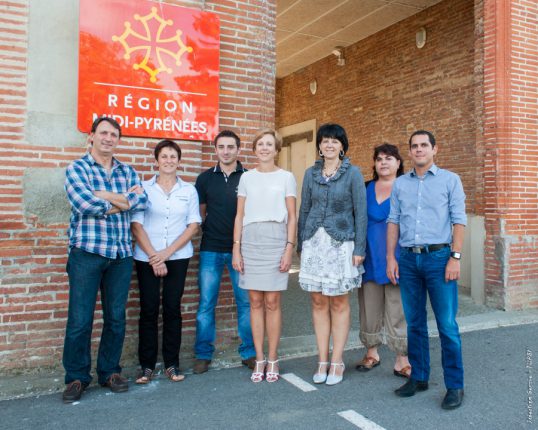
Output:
[241, 356, 256, 370]
[101, 373, 129, 393]
[193, 359, 211, 374]
[355, 355, 381, 372]
[62, 380, 88, 403]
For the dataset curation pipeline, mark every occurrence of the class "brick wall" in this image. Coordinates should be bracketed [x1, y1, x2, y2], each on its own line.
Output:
[0, 0, 276, 374]
[276, 0, 479, 213]
[276, 0, 538, 310]
[482, 0, 538, 309]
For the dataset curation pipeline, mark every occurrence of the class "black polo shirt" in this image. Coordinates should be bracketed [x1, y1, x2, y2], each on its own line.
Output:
[195, 161, 246, 253]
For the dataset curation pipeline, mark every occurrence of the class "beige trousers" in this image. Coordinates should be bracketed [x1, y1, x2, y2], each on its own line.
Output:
[358, 281, 408, 355]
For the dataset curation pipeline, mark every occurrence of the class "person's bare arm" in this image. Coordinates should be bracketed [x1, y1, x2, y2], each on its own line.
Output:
[232, 197, 246, 274]
[148, 223, 200, 266]
[386, 222, 400, 285]
[280, 196, 297, 272]
[199, 203, 207, 221]
[445, 224, 465, 282]
[131, 222, 168, 277]
[131, 222, 157, 257]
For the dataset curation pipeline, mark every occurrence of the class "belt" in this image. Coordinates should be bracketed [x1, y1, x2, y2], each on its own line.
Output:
[404, 244, 449, 254]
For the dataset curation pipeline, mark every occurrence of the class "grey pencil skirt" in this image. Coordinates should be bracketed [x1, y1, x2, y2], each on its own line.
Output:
[239, 221, 289, 291]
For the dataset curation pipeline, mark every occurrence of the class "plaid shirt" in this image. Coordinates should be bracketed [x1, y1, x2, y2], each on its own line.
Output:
[65, 153, 147, 258]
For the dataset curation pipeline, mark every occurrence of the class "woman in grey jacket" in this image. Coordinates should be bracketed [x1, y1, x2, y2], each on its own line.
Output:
[297, 123, 367, 385]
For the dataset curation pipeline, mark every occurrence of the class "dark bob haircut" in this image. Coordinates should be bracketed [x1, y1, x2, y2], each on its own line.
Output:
[372, 143, 405, 181]
[154, 139, 181, 160]
[316, 123, 349, 154]
[214, 129, 240, 148]
[91, 117, 122, 138]
[408, 130, 436, 148]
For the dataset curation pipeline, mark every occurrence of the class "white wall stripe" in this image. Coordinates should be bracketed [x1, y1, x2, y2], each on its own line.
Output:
[281, 373, 317, 392]
[338, 410, 387, 430]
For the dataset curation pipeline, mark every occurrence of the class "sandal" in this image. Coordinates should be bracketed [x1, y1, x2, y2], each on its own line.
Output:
[251, 359, 266, 383]
[313, 361, 329, 384]
[266, 359, 279, 383]
[355, 355, 380, 372]
[135, 368, 154, 385]
[393, 365, 412, 378]
[165, 366, 185, 382]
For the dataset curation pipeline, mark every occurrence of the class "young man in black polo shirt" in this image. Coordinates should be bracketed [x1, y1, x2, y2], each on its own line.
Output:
[193, 130, 255, 374]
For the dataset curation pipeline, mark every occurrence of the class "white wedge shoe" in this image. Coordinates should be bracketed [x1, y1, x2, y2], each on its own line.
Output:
[325, 362, 345, 386]
[312, 361, 329, 384]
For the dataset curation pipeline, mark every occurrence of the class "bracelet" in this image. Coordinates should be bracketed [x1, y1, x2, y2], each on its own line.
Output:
[233, 240, 240, 244]
[286, 241, 295, 246]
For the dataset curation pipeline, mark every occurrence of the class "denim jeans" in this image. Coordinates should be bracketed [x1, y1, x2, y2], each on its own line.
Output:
[399, 246, 464, 389]
[195, 251, 255, 360]
[63, 247, 133, 385]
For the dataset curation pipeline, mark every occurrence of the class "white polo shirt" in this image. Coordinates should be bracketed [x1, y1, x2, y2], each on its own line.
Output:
[132, 175, 201, 261]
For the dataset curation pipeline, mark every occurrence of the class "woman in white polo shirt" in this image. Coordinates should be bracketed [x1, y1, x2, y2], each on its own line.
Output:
[131, 140, 201, 384]
[232, 128, 297, 383]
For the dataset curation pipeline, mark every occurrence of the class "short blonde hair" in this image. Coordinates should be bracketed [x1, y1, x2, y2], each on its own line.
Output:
[252, 128, 283, 152]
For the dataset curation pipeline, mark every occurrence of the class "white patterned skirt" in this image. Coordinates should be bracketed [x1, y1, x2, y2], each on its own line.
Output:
[299, 227, 364, 296]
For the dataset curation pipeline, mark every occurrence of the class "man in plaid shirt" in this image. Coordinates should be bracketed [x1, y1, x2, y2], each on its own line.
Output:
[62, 117, 147, 403]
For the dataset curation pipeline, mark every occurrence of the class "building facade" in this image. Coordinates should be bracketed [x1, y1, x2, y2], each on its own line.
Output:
[0, 0, 536, 375]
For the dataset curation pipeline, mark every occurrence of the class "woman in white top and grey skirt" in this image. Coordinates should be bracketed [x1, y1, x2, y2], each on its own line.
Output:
[232, 128, 297, 383]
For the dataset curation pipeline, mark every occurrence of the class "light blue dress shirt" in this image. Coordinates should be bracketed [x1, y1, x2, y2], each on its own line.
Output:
[132, 175, 202, 261]
[387, 164, 466, 247]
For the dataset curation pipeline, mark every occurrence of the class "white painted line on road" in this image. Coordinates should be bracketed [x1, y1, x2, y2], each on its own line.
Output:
[338, 410, 386, 430]
[281, 373, 317, 392]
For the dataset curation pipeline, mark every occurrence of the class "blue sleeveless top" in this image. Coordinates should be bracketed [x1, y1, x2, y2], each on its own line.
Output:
[363, 181, 400, 284]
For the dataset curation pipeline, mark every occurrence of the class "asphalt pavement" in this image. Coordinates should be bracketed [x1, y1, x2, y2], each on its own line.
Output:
[2, 322, 537, 430]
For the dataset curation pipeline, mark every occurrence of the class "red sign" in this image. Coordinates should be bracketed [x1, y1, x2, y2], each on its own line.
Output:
[78, 0, 220, 141]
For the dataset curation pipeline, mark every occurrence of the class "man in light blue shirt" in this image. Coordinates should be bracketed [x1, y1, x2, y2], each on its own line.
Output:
[387, 130, 466, 410]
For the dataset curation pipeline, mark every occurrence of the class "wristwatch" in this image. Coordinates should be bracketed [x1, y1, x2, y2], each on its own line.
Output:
[450, 251, 462, 260]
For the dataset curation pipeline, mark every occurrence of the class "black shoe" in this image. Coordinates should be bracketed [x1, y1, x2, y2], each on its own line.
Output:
[101, 373, 129, 393]
[193, 359, 211, 374]
[62, 380, 88, 403]
[395, 378, 429, 397]
[241, 357, 256, 370]
[442, 389, 464, 410]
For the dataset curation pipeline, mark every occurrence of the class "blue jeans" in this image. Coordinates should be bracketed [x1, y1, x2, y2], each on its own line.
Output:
[63, 247, 133, 385]
[195, 251, 254, 360]
[399, 246, 464, 389]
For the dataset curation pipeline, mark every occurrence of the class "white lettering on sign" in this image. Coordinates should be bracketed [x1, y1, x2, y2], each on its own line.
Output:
[108, 94, 118, 107]
[105, 94, 193, 114]
[92, 113, 208, 135]
[139, 97, 150, 110]
[124, 94, 133, 108]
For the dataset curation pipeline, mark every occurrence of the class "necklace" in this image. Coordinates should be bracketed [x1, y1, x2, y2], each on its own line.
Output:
[322, 161, 341, 178]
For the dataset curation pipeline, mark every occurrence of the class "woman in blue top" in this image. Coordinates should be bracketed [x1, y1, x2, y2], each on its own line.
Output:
[356, 143, 411, 378]
[298, 123, 367, 386]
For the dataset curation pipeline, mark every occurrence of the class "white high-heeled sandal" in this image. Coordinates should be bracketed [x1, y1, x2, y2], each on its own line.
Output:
[313, 361, 329, 384]
[266, 359, 279, 383]
[326, 362, 345, 386]
[250, 359, 266, 383]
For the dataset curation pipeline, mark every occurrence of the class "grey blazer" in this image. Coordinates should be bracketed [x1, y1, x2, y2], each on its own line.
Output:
[297, 157, 367, 256]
